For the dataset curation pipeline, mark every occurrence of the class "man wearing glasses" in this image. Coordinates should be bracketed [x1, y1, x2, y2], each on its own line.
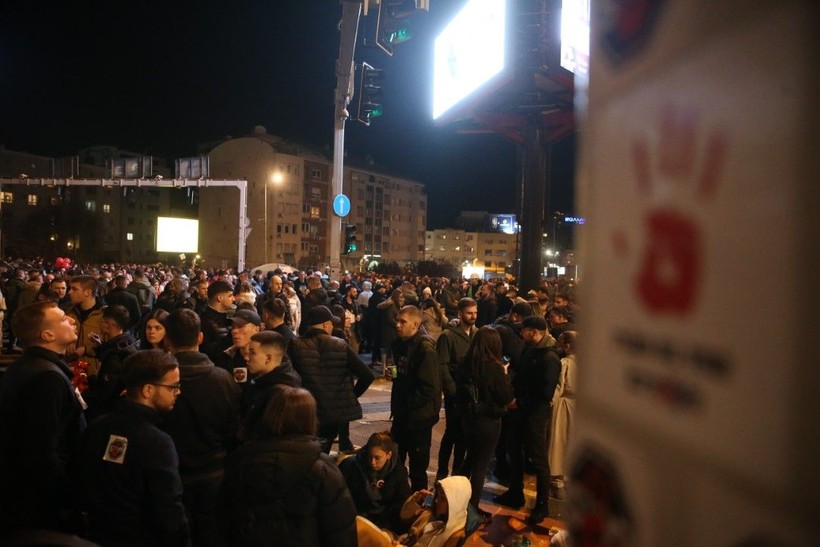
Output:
[74, 349, 190, 546]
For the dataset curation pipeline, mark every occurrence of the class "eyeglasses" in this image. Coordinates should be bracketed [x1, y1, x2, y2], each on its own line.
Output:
[150, 383, 181, 394]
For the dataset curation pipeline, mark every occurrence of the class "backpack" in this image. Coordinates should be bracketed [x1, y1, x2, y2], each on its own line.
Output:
[456, 380, 483, 418]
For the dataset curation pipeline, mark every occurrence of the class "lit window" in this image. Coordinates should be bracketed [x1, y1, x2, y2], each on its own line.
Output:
[126, 233, 134, 241]
[103, 204, 111, 213]
[27, 194, 37, 206]
[310, 206, 320, 219]
[1, 192, 12, 204]
[85, 201, 96, 212]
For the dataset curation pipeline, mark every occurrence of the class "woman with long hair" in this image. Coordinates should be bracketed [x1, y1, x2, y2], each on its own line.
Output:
[140, 308, 168, 350]
[339, 431, 411, 534]
[218, 387, 357, 546]
[455, 326, 513, 519]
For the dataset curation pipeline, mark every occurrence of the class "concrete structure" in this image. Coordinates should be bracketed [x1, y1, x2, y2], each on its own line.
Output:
[0, 147, 184, 263]
[200, 128, 426, 272]
[425, 228, 517, 278]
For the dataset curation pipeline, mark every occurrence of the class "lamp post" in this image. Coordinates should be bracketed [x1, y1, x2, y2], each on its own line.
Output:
[265, 171, 284, 264]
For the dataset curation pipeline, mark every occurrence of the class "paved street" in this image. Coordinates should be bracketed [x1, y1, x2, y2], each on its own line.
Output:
[339, 357, 566, 545]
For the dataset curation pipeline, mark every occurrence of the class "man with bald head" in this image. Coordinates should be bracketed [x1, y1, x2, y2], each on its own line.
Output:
[258, 274, 292, 329]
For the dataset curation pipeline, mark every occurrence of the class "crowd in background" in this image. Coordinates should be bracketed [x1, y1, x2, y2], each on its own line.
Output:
[0, 256, 578, 546]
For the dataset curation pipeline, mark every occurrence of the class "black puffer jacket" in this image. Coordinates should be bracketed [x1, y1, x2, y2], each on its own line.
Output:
[436, 320, 477, 397]
[288, 329, 374, 424]
[218, 435, 357, 547]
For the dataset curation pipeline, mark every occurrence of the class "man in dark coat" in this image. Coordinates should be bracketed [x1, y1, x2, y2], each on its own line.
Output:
[84, 304, 140, 421]
[104, 274, 143, 334]
[435, 297, 478, 480]
[0, 301, 86, 534]
[199, 279, 235, 362]
[389, 305, 442, 491]
[162, 307, 242, 546]
[74, 350, 190, 546]
[494, 315, 561, 525]
[242, 330, 301, 439]
[288, 305, 374, 453]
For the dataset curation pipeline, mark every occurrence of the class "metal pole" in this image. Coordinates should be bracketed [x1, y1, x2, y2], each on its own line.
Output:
[330, 1, 362, 280]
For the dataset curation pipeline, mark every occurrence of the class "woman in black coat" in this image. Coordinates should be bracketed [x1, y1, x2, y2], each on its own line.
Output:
[338, 431, 411, 534]
[455, 326, 514, 519]
[218, 387, 357, 547]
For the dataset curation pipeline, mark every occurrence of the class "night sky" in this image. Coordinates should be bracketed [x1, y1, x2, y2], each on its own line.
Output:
[0, 0, 575, 229]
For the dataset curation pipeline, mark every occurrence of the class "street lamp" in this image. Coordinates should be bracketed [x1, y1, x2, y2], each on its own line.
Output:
[265, 171, 285, 263]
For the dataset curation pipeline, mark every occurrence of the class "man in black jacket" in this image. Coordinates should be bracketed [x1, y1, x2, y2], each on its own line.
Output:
[389, 305, 442, 491]
[74, 350, 189, 546]
[493, 315, 561, 525]
[289, 305, 374, 453]
[104, 274, 143, 334]
[0, 301, 86, 534]
[199, 279, 235, 362]
[242, 330, 301, 439]
[162, 307, 241, 546]
[435, 297, 478, 480]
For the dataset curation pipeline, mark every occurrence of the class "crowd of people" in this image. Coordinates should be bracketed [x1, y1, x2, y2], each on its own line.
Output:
[0, 258, 578, 546]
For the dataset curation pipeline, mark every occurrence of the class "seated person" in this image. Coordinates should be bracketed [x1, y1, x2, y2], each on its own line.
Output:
[339, 432, 411, 534]
[356, 475, 471, 547]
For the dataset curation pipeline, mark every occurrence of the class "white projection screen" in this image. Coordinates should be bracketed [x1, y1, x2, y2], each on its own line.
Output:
[156, 217, 199, 253]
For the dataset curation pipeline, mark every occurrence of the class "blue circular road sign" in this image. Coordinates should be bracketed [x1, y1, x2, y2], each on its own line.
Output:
[333, 194, 351, 217]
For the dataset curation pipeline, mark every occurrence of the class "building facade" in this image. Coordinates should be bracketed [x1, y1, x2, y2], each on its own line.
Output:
[0, 147, 181, 263]
[425, 228, 518, 278]
[199, 128, 427, 271]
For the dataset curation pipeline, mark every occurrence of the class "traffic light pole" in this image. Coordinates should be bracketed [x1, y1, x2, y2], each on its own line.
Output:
[330, 1, 363, 280]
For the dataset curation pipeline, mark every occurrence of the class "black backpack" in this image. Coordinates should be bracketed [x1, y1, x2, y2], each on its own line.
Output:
[456, 380, 483, 418]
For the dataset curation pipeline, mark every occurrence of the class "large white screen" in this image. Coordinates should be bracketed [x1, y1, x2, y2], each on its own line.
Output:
[433, 0, 506, 120]
[560, 0, 590, 75]
[156, 217, 199, 253]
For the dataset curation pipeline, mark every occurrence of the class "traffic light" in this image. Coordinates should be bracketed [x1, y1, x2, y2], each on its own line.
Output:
[375, 0, 426, 56]
[344, 224, 358, 254]
[357, 62, 384, 126]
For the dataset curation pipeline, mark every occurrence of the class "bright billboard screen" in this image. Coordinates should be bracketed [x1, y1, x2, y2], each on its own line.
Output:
[560, 0, 590, 75]
[156, 217, 199, 253]
[433, 0, 506, 120]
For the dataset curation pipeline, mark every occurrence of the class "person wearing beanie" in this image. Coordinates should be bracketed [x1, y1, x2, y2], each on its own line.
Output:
[493, 311, 561, 525]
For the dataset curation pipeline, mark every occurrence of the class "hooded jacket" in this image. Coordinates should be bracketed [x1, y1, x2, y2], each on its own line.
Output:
[435, 319, 478, 398]
[400, 475, 471, 547]
[338, 449, 411, 533]
[218, 434, 357, 546]
[159, 351, 241, 478]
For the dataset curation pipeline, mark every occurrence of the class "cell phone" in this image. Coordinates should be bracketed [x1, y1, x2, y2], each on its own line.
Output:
[422, 494, 434, 508]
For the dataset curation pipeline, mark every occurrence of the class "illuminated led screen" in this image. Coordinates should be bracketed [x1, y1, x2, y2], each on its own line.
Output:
[432, 0, 506, 120]
[156, 217, 199, 253]
[560, 0, 590, 75]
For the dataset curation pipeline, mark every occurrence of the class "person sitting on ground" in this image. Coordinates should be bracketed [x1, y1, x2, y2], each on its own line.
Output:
[356, 475, 472, 547]
[339, 431, 411, 535]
